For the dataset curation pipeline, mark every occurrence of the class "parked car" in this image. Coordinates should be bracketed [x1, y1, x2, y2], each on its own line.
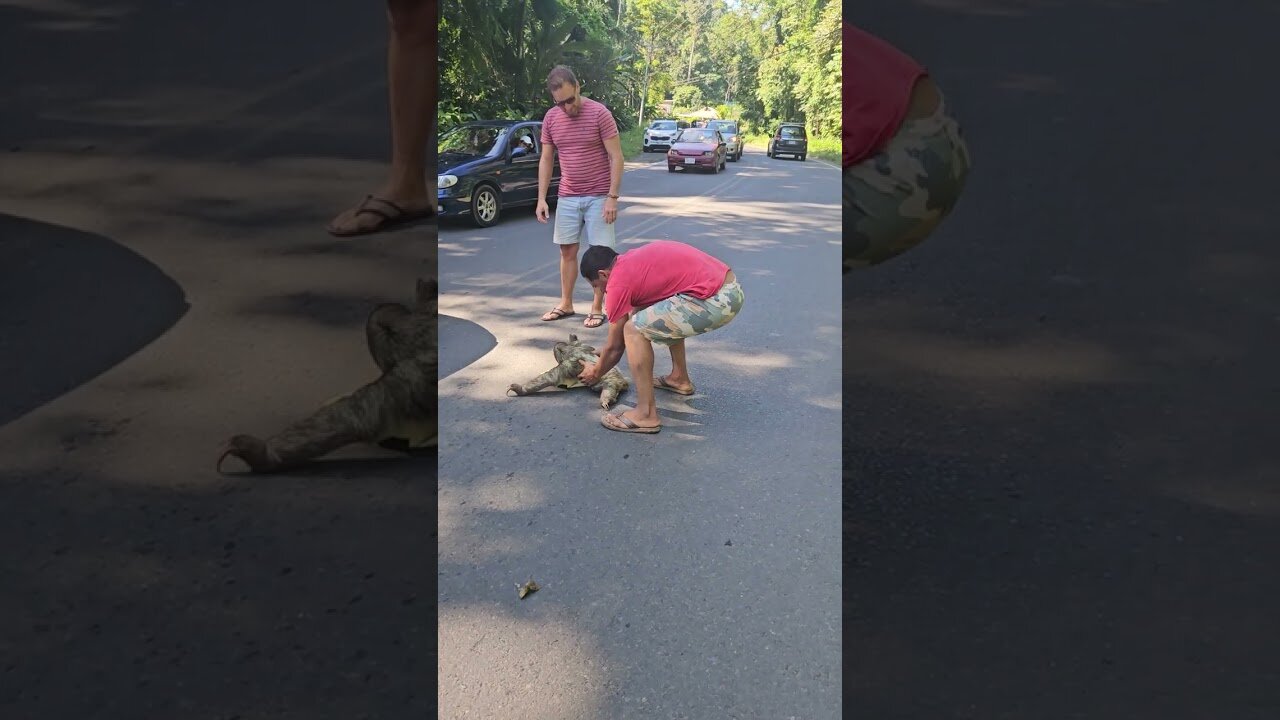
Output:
[707, 120, 743, 161]
[437, 120, 560, 227]
[766, 122, 808, 161]
[642, 119, 680, 152]
[667, 128, 728, 173]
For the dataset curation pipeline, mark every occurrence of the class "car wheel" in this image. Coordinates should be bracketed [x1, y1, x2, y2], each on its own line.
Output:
[470, 184, 500, 228]
[642, 144, 649, 153]
[799, 154, 806, 161]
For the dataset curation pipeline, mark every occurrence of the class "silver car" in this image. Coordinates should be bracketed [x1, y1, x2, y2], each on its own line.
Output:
[707, 121, 743, 161]
[642, 119, 680, 152]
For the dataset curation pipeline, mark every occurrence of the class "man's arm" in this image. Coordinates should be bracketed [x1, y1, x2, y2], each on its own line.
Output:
[601, 134, 624, 223]
[603, 134, 624, 197]
[594, 315, 627, 374]
[537, 144, 556, 203]
[581, 315, 627, 383]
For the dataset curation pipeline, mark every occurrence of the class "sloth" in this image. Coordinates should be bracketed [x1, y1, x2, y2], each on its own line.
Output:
[217, 278, 437, 474]
[507, 333, 629, 409]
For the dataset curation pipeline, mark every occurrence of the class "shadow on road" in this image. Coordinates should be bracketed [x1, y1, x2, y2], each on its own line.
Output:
[0, 213, 189, 428]
[0, 464, 433, 719]
[0, 4, 438, 717]
[847, 1, 1280, 716]
[438, 314, 497, 380]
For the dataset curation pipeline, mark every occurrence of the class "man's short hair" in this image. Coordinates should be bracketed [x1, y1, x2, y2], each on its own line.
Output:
[546, 65, 579, 93]
[580, 245, 618, 280]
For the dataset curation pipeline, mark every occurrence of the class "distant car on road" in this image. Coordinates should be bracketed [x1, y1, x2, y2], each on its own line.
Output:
[707, 120, 743, 161]
[766, 123, 808, 161]
[642, 119, 681, 152]
[437, 120, 560, 228]
[667, 128, 728, 173]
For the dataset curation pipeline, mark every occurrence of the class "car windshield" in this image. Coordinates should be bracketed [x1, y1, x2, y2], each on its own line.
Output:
[711, 123, 738, 135]
[439, 125, 506, 156]
[779, 125, 806, 139]
[651, 121, 676, 130]
[677, 129, 715, 143]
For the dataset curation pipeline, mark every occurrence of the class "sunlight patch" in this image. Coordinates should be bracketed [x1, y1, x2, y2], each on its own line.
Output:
[438, 606, 611, 717]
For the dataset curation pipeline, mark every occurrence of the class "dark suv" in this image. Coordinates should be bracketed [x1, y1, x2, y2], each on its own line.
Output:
[766, 123, 808, 161]
[437, 120, 561, 227]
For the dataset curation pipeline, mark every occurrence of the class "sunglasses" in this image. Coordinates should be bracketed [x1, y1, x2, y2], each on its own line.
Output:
[553, 94, 578, 108]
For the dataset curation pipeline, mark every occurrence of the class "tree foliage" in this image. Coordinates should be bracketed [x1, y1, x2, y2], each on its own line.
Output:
[439, 0, 841, 136]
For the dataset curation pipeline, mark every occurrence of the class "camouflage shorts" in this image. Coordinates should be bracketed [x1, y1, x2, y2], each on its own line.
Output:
[631, 279, 745, 346]
[844, 93, 972, 271]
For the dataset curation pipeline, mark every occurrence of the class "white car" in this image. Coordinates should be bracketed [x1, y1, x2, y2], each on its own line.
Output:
[642, 120, 681, 152]
[707, 121, 743, 161]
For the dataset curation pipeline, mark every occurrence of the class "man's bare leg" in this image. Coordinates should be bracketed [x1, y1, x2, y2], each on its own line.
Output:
[590, 280, 606, 317]
[542, 242, 579, 320]
[611, 320, 661, 429]
[658, 338, 694, 393]
[329, 0, 436, 234]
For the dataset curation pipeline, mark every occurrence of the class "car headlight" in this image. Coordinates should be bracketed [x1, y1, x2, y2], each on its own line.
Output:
[438, 174, 458, 189]
[702, 150, 713, 156]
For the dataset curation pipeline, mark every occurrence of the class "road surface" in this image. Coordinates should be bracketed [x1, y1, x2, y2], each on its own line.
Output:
[846, 2, 1280, 718]
[1, 4, 433, 718]
[437, 148, 843, 717]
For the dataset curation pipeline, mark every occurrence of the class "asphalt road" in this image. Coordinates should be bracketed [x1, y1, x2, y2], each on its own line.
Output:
[1, 4, 433, 719]
[437, 149, 843, 717]
[847, 2, 1280, 718]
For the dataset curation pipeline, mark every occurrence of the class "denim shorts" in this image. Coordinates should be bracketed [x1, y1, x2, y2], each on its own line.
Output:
[553, 195, 617, 247]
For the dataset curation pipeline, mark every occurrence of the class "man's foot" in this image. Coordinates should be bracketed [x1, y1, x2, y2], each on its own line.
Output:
[328, 194, 434, 237]
[601, 411, 661, 434]
[541, 307, 576, 322]
[654, 375, 695, 396]
[583, 313, 606, 329]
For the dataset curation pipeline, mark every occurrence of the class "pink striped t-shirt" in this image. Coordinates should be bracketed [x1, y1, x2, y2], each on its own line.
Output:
[541, 97, 618, 197]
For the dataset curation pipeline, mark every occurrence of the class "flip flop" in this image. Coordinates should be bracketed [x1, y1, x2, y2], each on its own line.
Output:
[653, 376, 695, 396]
[583, 313, 606, 329]
[601, 413, 661, 434]
[541, 307, 577, 322]
[328, 195, 434, 237]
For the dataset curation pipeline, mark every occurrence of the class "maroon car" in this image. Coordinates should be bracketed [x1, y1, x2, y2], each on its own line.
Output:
[666, 128, 728, 173]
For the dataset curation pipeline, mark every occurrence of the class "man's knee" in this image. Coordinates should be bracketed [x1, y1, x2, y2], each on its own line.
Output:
[559, 242, 579, 258]
[622, 318, 648, 345]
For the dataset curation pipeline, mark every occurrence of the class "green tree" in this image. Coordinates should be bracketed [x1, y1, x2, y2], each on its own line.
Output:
[439, 0, 839, 139]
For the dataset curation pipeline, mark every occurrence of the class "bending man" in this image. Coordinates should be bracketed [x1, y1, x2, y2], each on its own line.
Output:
[576, 241, 744, 434]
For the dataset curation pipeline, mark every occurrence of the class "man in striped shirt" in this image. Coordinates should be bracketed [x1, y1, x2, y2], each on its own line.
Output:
[535, 65, 625, 329]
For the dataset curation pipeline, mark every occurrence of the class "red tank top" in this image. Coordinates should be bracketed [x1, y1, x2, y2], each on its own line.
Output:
[843, 23, 927, 169]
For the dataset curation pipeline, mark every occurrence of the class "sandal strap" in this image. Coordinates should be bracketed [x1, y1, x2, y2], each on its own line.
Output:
[354, 195, 407, 219]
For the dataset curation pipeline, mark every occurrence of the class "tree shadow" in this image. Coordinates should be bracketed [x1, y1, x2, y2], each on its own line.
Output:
[850, 2, 1280, 716]
[0, 4, 439, 716]
[0, 213, 189, 428]
[0, 464, 435, 720]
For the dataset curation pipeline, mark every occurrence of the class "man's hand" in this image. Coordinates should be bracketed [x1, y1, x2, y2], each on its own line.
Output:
[535, 199, 550, 223]
[602, 197, 618, 224]
[578, 360, 601, 386]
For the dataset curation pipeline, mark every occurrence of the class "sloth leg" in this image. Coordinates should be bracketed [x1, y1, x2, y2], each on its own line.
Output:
[507, 362, 571, 397]
[218, 380, 399, 473]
